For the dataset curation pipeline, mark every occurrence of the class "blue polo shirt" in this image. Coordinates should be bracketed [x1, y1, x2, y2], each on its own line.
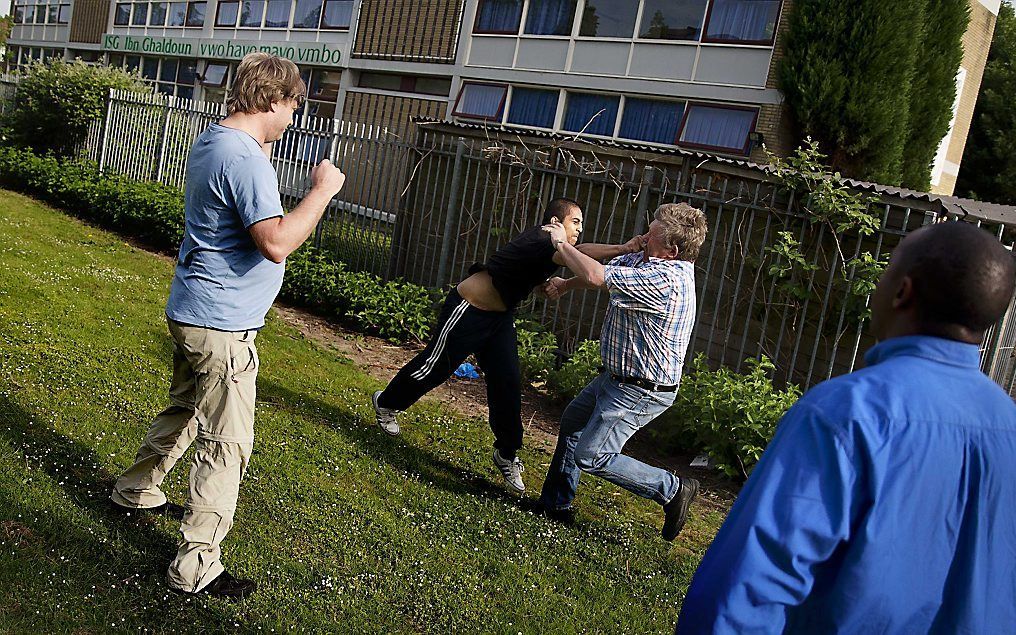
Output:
[678, 335, 1016, 634]
[166, 123, 284, 331]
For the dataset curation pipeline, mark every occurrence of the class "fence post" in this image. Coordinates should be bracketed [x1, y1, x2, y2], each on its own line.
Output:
[435, 137, 467, 288]
[154, 94, 173, 184]
[98, 88, 115, 173]
[633, 167, 654, 235]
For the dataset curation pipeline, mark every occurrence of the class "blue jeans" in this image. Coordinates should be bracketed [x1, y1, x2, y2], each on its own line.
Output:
[539, 372, 679, 510]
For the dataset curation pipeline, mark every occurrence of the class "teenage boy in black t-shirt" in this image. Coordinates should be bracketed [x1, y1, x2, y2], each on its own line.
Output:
[372, 198, 644, 493]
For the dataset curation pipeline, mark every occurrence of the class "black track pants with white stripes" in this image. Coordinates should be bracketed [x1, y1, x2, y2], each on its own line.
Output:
[377, 289, 524, 458]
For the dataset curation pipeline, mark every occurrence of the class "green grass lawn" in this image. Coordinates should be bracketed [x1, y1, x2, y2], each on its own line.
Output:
[0, 189, 726, 634]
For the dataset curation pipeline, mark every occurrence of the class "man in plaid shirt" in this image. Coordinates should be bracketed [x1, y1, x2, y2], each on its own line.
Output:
[538, 202, 708, 540]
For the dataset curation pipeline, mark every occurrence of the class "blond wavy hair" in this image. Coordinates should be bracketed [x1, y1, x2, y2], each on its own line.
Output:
[654, 203, 708, 262]
[226, 53, 305, 115]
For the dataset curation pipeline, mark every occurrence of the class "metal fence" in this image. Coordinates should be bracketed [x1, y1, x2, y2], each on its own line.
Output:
[82, 88, 411, 275]
[3, 81, 1016, 394]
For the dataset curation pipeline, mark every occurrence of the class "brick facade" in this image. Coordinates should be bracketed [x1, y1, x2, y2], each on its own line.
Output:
[67, 0, 109, 44]
[930, 1, 997, 195]
[352, 0, 465, 63]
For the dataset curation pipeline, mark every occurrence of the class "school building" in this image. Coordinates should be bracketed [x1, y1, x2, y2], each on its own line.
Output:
[1, 0, 1003, 195]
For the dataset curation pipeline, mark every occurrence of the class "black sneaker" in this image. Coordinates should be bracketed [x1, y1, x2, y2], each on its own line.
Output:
[540, 505, 576, 526]
[109, 499, 186, 521]
[188, 570, 257, 601]
[662, 477, 699, 541]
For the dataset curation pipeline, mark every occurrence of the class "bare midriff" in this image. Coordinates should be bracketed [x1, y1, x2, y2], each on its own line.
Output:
[456, 270, 508, 312]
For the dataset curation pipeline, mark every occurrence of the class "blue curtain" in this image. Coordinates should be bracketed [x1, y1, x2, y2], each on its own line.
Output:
[457, 83, 507, 119]
[705, 0, 780, 42]
[563, 93, 619, 136]
[508, 87, 559, 128]
[619, 98, 684, 144]
[680, 105, 755, 153]
[475, 0, 523, 33]
[524, 0, 577, 36]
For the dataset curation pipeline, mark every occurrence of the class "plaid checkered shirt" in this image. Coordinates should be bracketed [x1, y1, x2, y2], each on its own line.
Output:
[600, 252, 697, 386]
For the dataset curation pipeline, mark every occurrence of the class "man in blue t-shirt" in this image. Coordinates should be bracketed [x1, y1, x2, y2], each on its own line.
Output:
[678, 222, 1016, 633]
[110, 53, 345, 600]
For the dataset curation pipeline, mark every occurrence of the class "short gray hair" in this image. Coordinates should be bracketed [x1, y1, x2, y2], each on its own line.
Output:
[654, 203, 708, 262]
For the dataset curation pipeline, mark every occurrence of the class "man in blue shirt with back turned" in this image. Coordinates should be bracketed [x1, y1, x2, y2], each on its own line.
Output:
[678, 221, 1016, 634]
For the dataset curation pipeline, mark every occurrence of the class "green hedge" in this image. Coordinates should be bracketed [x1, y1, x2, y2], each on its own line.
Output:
[0, 146, 434, 342]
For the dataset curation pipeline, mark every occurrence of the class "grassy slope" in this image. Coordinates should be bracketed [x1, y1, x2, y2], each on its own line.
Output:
[0, 190, 725, 634]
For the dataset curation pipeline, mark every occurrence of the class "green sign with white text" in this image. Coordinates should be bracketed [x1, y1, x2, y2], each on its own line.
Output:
[100, 33, 343, 66]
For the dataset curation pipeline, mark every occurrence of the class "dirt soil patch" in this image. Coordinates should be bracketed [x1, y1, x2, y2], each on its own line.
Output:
[272, 304, 738, 504]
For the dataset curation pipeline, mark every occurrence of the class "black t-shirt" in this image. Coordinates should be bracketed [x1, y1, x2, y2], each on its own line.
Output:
[468, 226, 559, 310]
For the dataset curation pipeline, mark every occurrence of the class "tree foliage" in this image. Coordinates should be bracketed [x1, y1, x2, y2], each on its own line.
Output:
[2, 59, 146, 157]
[955, 2, 1016, 204]
[901, 0, 970, 190]
[0, 15, 13, 49]
[780, 0, 968, 189]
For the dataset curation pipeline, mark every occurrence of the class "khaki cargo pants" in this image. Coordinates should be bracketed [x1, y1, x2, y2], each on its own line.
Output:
[112, 318, 259, 593]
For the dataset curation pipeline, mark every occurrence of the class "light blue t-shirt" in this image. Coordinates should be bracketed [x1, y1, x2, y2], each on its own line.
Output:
[166, 123, 284, 331]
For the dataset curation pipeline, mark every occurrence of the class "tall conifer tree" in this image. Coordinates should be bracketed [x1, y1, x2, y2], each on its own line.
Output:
[779, 0, 970, 187]
[901, 0, 970, 190]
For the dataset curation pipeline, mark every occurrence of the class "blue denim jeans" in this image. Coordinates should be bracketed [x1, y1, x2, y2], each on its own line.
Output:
[539, 372, 679, 510]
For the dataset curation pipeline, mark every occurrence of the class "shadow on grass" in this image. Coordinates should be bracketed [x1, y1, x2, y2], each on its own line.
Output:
[259, 381, 538, 512]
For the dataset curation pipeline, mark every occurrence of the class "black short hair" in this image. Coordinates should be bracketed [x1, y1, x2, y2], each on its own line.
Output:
[542, 198, 581, 224]
[898, 222, 1016, 333]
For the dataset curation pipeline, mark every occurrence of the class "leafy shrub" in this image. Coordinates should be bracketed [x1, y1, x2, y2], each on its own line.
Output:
[663, 354, 801, 480]
[517, 328, 558, 383]
[548, 339, 601, 400]
[0, 146, 185, 247]
[3, 59, 146, 156]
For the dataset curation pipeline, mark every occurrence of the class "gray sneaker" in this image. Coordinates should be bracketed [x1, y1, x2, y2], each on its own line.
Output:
[372, 391, 400, 436]
[492, 449, 525, 493]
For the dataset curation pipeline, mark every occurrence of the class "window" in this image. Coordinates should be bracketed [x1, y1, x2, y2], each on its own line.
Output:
[108, 53, 125, 66]
[359, 72, 452, 96]
[125, 55, 141, 72]
[638, 0, 708, 40]
[474, 0, 523, 34]
[292, 0, 321, 28]
[264, 0, 289, 27]
[308, 69, 340, 104]
[186, 1, 206, 26]
[114, 2, 130, 25]
[215, 0, 238, 26]
[415, 76, 452, 96]
[142, 56, 159, 79]
[132, 2, 148, 25]
[679, 103, 757, 154]
[619, 97, 684, 144]
[321, 0, 353, 29]
[34, 5, 44, 23]
[703, 0, 781, 44]
[158, 57, 178, 93]
[453, 82, 508, 120]
[47, 4, 59, 23]
[201, 62, 229, 86]
[507, 87, 558, 128]
[563, 92, 619, 136]
[168, 2, 187, 25]
[239, 0, 264, 26]
[12, 5, 23, 23]
[359, 72, 402, 92]
[524, 0, 577, 36]
[58, 3, 71, 23]
[150, 2, 168, 25]
[578, 0, 638, 38]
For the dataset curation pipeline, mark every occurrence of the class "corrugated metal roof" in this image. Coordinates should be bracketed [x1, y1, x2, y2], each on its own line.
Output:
[414, 118, 1016, 225]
